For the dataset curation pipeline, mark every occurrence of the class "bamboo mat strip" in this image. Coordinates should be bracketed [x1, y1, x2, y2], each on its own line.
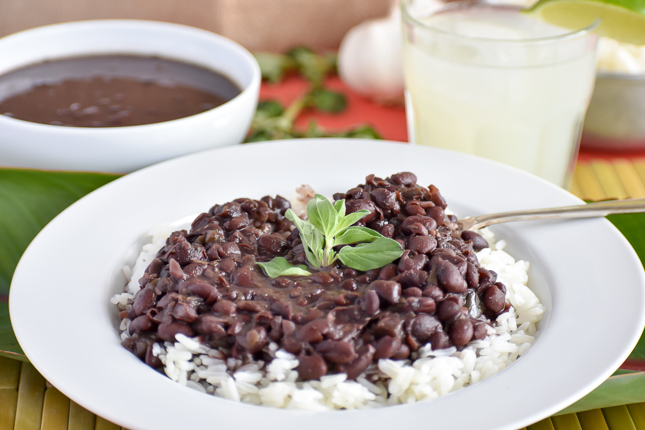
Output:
[528, 418, 557, 430]
[552, 414, 583, 430]
[0, 388, 18, 429]
[612, 160, 645, 199]
[572, 163, 606, 201]
[41, 388, 69, 430]
[632, 161, 645, 188]
[568, 168, 583, 199]
[626, 403, 645, 429]
[0, 356, 21, 389]
[93, 418, 121, 430]
[590, 161, 629, 200]
[15, 363, 45, 430]
[602, 406, 637, 430]
[3, 159, 645, 430]
[577, 409, 611, 430]
[67, 401, 96, 430]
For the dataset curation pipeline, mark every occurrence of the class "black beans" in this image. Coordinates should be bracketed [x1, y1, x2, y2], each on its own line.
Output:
[132, 288, 156, 316]
[430, 330, 451, 350]
[374, 336, 402, 359]
[411, 314, 441, 343]
[369, 280, 401, 305]
[371, 188, 398, 210]
[390, 172, 417, 185]
[409, 236, 437, 254]
[195, 314, 227, 338]
[121, 173, 511, 383]
[450, 318, 473, 346]
[483, 284, 506, 314]
[258, 234, 287, 255]
[400, 216, 437, 235]
[340, 345, 375, 380]
[181, 279, 221, 304]
[129, 314, 154, 334]
[436, 299, 462, 321]
[435, 258, 468, 293]
[374, 313, 403, 338]
[157, 322, 194, 341]
[213, 299, 237, 315]
[363, 289, 380, 315]
[345, 199, 378, 223]
[461, 230, 489, 251]
[297, 354, 328, 380]
[398, 253, 428, 272]
[316, 340, 357, 364]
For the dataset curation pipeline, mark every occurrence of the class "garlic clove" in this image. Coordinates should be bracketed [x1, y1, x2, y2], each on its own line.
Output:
[338, 5, 405, 104]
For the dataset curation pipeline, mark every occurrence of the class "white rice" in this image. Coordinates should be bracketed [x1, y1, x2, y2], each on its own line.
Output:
[114, 224, 543, 410]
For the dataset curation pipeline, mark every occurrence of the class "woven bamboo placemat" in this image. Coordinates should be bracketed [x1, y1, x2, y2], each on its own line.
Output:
[3, 158, 645, 430]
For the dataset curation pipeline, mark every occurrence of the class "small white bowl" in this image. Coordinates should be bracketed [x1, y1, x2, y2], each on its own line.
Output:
[582, 72, 645, 150]
[0, 20, 261, 173]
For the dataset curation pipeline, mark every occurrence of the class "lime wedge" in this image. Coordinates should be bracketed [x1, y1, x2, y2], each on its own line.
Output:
[524, 0, 645, 45]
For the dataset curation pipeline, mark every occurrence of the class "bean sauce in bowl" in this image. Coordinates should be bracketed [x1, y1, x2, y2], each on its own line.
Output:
[9, 140, 645, 430]
[0, 55, 241, 127]
[0, 20, 260, 173]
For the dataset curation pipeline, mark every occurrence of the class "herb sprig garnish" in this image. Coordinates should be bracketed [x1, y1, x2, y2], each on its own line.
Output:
[245, 47, 382, 142]
[257, 195, 404, 278]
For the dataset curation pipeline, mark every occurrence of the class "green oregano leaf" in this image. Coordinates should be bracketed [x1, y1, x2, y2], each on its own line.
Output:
[285, 195, 403, 272]
[336, 209, 370, 233]
[334, 226, 383, 246]
[307, 194, 339, 238]
[334, 199, 346, 218]
[337, 237, 404, 271]
[309, 88, 347, 113]
[285, 209, 322, 268]
[257, 257, 311, 278]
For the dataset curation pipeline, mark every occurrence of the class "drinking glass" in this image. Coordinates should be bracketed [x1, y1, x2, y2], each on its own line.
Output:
[401, 0, 599, 188]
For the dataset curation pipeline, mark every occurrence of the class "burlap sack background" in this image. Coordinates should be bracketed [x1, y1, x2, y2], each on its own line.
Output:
[0, 0, 392, 52]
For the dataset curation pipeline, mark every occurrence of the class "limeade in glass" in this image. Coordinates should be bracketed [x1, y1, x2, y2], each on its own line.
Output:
[402, 1, 598, 187]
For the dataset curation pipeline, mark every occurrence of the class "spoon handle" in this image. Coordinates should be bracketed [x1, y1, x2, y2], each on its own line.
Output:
[460, 198, 645, 231]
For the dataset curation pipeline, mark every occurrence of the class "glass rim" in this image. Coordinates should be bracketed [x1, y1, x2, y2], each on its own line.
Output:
[400, 0, 599, 45]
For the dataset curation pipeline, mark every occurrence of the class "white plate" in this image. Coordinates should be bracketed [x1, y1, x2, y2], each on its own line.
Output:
[10, 139, 645, 430]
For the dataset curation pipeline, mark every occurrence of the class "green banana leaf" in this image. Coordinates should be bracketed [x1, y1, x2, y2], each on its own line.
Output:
[1, 167, 645, 413]
[559, 370, 645, 415]
[0, 168, 120, 361]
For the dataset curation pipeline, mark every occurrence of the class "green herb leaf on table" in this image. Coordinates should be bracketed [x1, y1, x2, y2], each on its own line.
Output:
[257, 257, 311, 278]
[308, 88, 346, 113]
[285, 46, 337, 86]
[253, 52, 297, 83]
[246, 47, 381, 143]
[255, 100, 285, 119]
[0, 168, 120, 360]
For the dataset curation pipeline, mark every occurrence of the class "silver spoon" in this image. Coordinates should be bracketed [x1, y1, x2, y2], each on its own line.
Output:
[457, 198, 645, 231]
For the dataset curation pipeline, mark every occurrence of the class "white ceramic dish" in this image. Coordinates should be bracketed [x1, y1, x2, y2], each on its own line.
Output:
[582, 72, 645, 150]
[10, 139, 645, 430]
[0, 20, 260, 173]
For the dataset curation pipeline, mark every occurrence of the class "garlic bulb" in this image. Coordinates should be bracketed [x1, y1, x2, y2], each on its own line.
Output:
[338, 3, 405, 104]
